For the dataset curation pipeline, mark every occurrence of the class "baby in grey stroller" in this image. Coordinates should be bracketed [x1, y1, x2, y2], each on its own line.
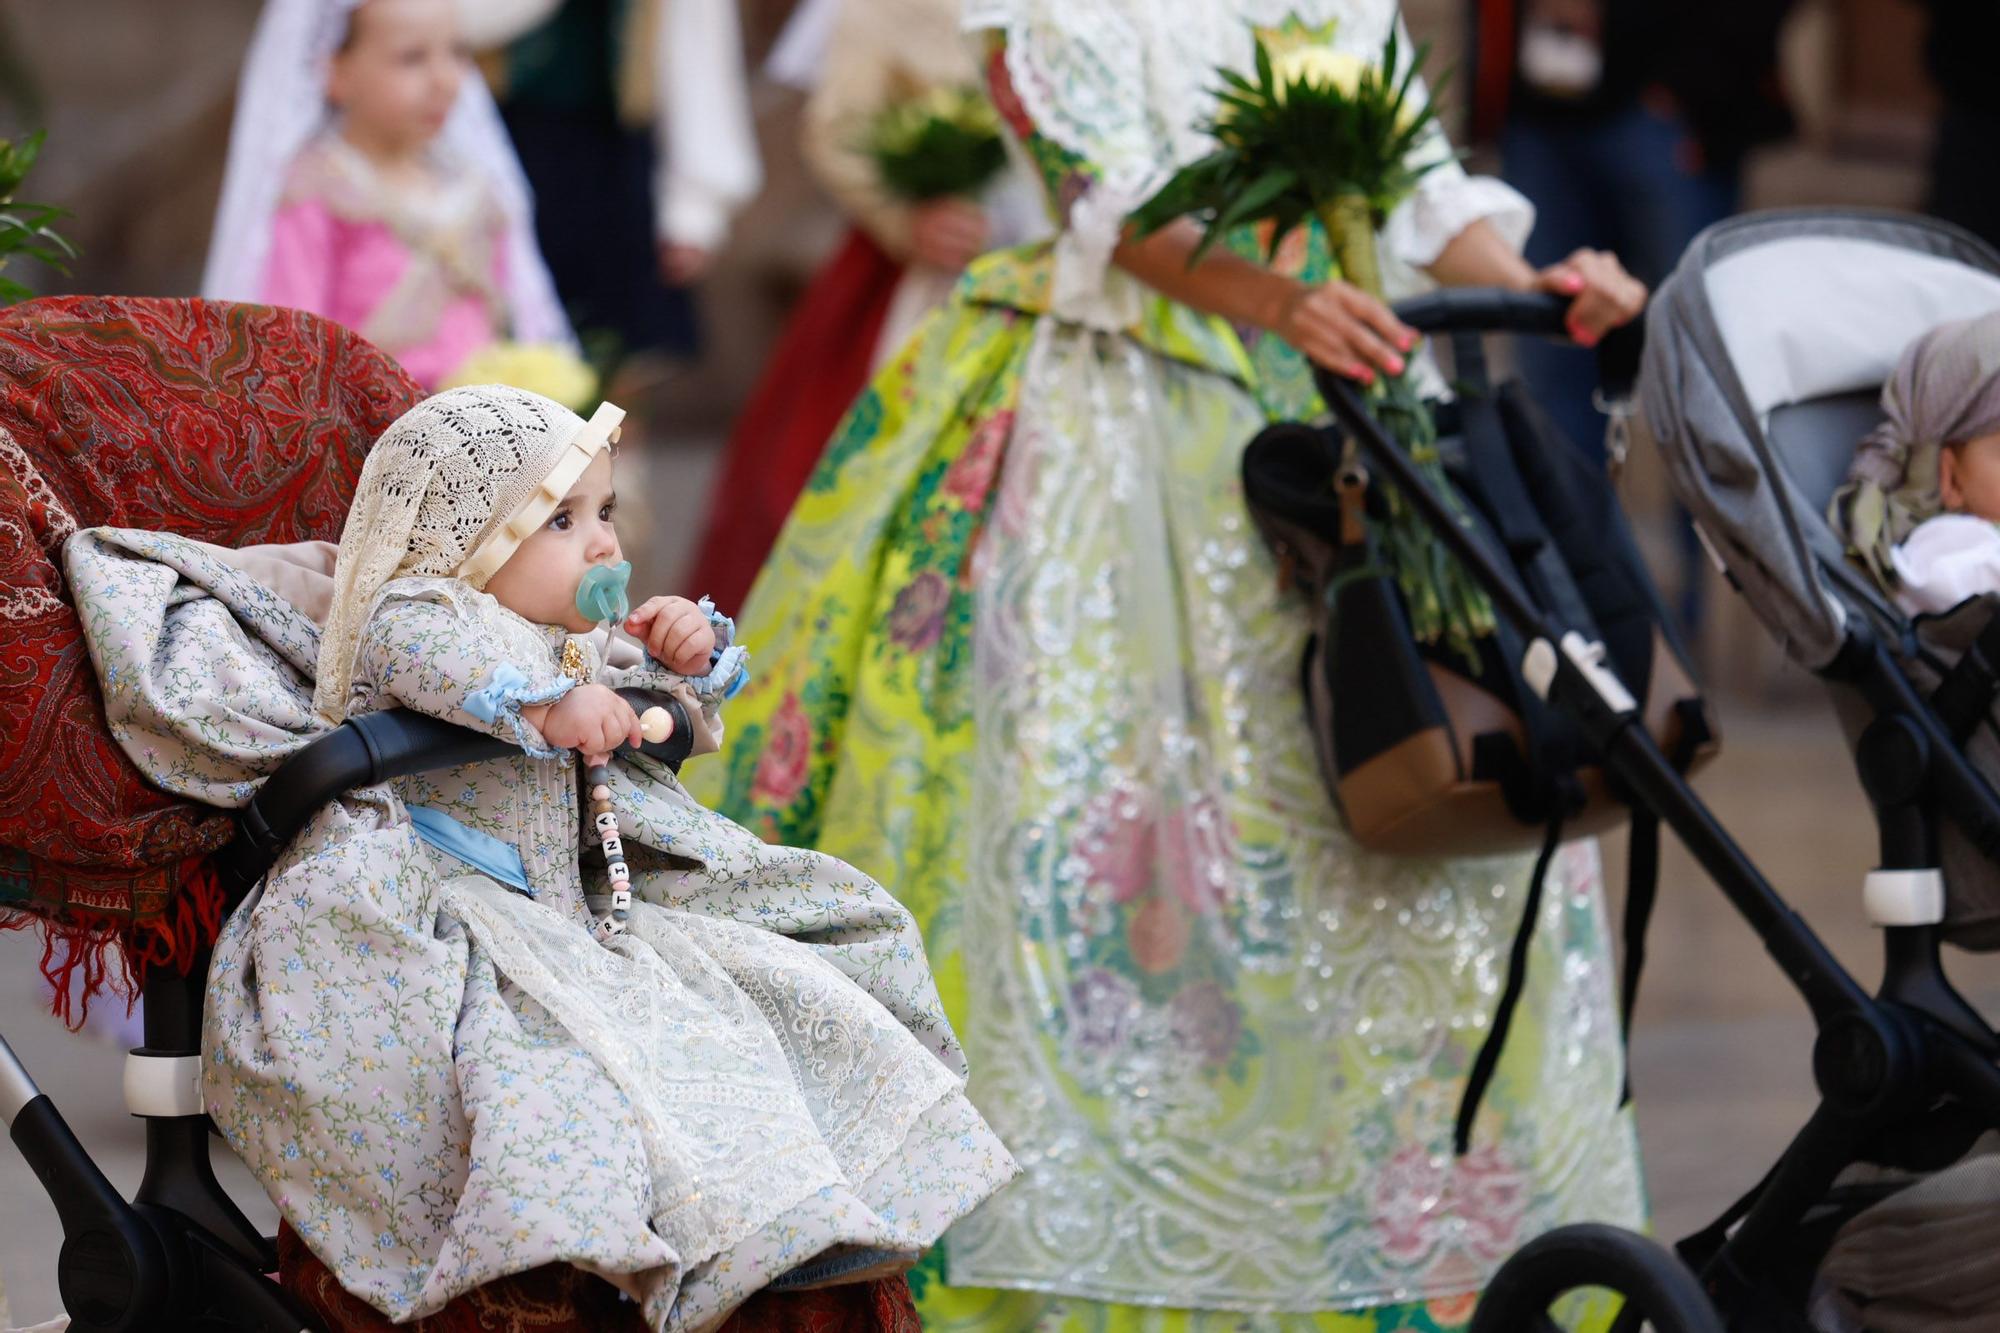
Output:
[1833, 310, 2000, 621]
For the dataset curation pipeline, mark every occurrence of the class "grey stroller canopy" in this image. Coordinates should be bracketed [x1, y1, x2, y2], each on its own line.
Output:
[1642, 209, 2000, 670]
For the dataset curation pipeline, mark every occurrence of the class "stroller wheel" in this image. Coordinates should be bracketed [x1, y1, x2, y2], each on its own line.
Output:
[1470, 1223, 1722, 1333]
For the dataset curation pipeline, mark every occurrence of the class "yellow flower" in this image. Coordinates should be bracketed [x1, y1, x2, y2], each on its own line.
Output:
[441, 340, 599, 412]
[1269, 45, 1368, 101]
[1253, 15, 1340, 60]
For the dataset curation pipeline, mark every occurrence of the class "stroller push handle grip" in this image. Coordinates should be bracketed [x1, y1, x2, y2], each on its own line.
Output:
[1391, 288, 1571, 337]
[1390, 287, 1645, 399]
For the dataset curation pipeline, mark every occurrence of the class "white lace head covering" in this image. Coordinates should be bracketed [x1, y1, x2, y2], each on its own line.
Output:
[202, 0, 574, 347]
[314, 385, 623, 720]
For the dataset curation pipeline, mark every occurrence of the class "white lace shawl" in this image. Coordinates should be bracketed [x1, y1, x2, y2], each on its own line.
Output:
[961, 0, 1533, 327]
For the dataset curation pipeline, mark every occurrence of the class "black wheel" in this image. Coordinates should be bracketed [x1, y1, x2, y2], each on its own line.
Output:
[1469, 1224, 1722, 1333]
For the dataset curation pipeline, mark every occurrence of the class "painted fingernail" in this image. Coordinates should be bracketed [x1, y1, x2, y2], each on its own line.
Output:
[1387, 355, 1406, 375]
[1564, 273, 1585, 293]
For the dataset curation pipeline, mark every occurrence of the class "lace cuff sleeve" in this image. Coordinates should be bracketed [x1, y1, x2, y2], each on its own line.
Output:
[597, 599, 748, 753]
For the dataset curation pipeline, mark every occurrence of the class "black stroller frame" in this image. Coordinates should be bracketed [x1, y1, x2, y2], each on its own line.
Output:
[2, 693, 693, 1333]
[1318, 289, 2000, 1331]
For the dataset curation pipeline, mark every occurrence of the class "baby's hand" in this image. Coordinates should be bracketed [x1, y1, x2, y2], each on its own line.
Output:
[625, 596, 717, 675]
[531, 684, 641, 762]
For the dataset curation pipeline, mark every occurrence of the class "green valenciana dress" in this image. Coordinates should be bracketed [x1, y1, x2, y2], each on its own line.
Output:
[686, 1, 1646, 1326]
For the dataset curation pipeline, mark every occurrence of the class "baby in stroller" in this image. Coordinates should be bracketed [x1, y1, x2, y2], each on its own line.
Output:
[1835, 310, 2000, 616]
[63, 385, 1015, 1330]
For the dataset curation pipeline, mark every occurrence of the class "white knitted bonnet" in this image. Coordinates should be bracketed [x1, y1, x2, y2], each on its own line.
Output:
[314, 385, 624, 721]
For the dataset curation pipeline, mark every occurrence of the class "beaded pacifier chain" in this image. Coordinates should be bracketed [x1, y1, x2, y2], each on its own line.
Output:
[574, 560, 673, 941]
[584, 701, 673, 940]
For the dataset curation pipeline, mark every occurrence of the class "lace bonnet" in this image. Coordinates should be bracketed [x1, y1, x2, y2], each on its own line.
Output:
[314, 386, 625, 721]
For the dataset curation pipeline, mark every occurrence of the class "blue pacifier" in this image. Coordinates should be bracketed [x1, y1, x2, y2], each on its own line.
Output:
[575, 559, 632, 624]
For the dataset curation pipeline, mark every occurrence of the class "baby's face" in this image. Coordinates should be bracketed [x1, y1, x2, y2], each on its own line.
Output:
[484, 449, 623, 633]
[1942, 430, 2000, 522]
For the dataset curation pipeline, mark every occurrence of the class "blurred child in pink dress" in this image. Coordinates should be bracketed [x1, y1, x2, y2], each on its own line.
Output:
[203, 0, 573, 389]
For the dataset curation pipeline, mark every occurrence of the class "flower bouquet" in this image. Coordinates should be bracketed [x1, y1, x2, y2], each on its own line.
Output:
[442, 340, 599, 413]
[861, 83, 1009, 203]
[1129, 19, 1493, 659]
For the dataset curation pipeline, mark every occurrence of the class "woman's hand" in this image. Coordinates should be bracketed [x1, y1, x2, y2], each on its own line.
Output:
[909, 198, 990, 272]
[529, 683, 641, 765]
[1532, 247, 1647, 347]
[1272, 280, 1418, 386]
[625, 596, 717, 674]
[658, 241, 714, 286]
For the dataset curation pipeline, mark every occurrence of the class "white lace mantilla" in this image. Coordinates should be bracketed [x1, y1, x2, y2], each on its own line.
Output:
[961, 0, 1532, 324]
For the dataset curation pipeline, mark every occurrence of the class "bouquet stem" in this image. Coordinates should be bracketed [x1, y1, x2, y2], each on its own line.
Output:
[1316, 194, 1383, 301]
[1314, 195, 1496, 663]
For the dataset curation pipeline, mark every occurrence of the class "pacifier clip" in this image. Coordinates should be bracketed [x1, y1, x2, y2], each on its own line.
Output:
[574, 557, 675, 940]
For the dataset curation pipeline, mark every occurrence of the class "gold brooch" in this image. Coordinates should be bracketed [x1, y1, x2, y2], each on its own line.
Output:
[559, 638, 589, 683]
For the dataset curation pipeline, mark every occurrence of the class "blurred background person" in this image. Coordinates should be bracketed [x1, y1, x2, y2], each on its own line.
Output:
[684, 0, 1048, 612]
[468, 0, 761, 392]
[201, 0, 574, 391]
[1469, 0, 1796, 631]
[1471, 0, 1796, 458]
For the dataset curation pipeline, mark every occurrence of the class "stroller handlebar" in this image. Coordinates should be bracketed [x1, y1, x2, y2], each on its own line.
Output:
[214, 691, 693, 903]
[1389, 286, 1644, 400]
[1391, 288, 1571, 336]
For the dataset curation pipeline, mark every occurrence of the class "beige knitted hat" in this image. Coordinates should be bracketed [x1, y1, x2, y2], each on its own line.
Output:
[313, 385, 624, 721]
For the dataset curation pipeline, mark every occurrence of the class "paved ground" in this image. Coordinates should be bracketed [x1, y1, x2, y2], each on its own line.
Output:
[4, 430, 1994, 1325]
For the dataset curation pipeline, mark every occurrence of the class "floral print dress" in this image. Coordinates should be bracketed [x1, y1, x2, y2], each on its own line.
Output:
[685, 8, 1644, 1331]
[64, 529, 1016, 1333]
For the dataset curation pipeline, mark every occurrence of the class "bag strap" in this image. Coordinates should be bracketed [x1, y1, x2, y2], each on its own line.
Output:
[1454, 333, 1548, 565]
[1455, 793, 1571, 1156]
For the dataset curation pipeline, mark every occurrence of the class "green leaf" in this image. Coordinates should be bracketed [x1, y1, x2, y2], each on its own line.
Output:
[1211, 166, 1298, 236]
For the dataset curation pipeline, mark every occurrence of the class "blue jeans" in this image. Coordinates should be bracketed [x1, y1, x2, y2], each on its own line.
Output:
[1503, 103, 1737, 628]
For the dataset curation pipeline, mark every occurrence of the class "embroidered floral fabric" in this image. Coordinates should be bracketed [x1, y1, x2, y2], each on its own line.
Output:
[690, 0, 1639, 1321]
